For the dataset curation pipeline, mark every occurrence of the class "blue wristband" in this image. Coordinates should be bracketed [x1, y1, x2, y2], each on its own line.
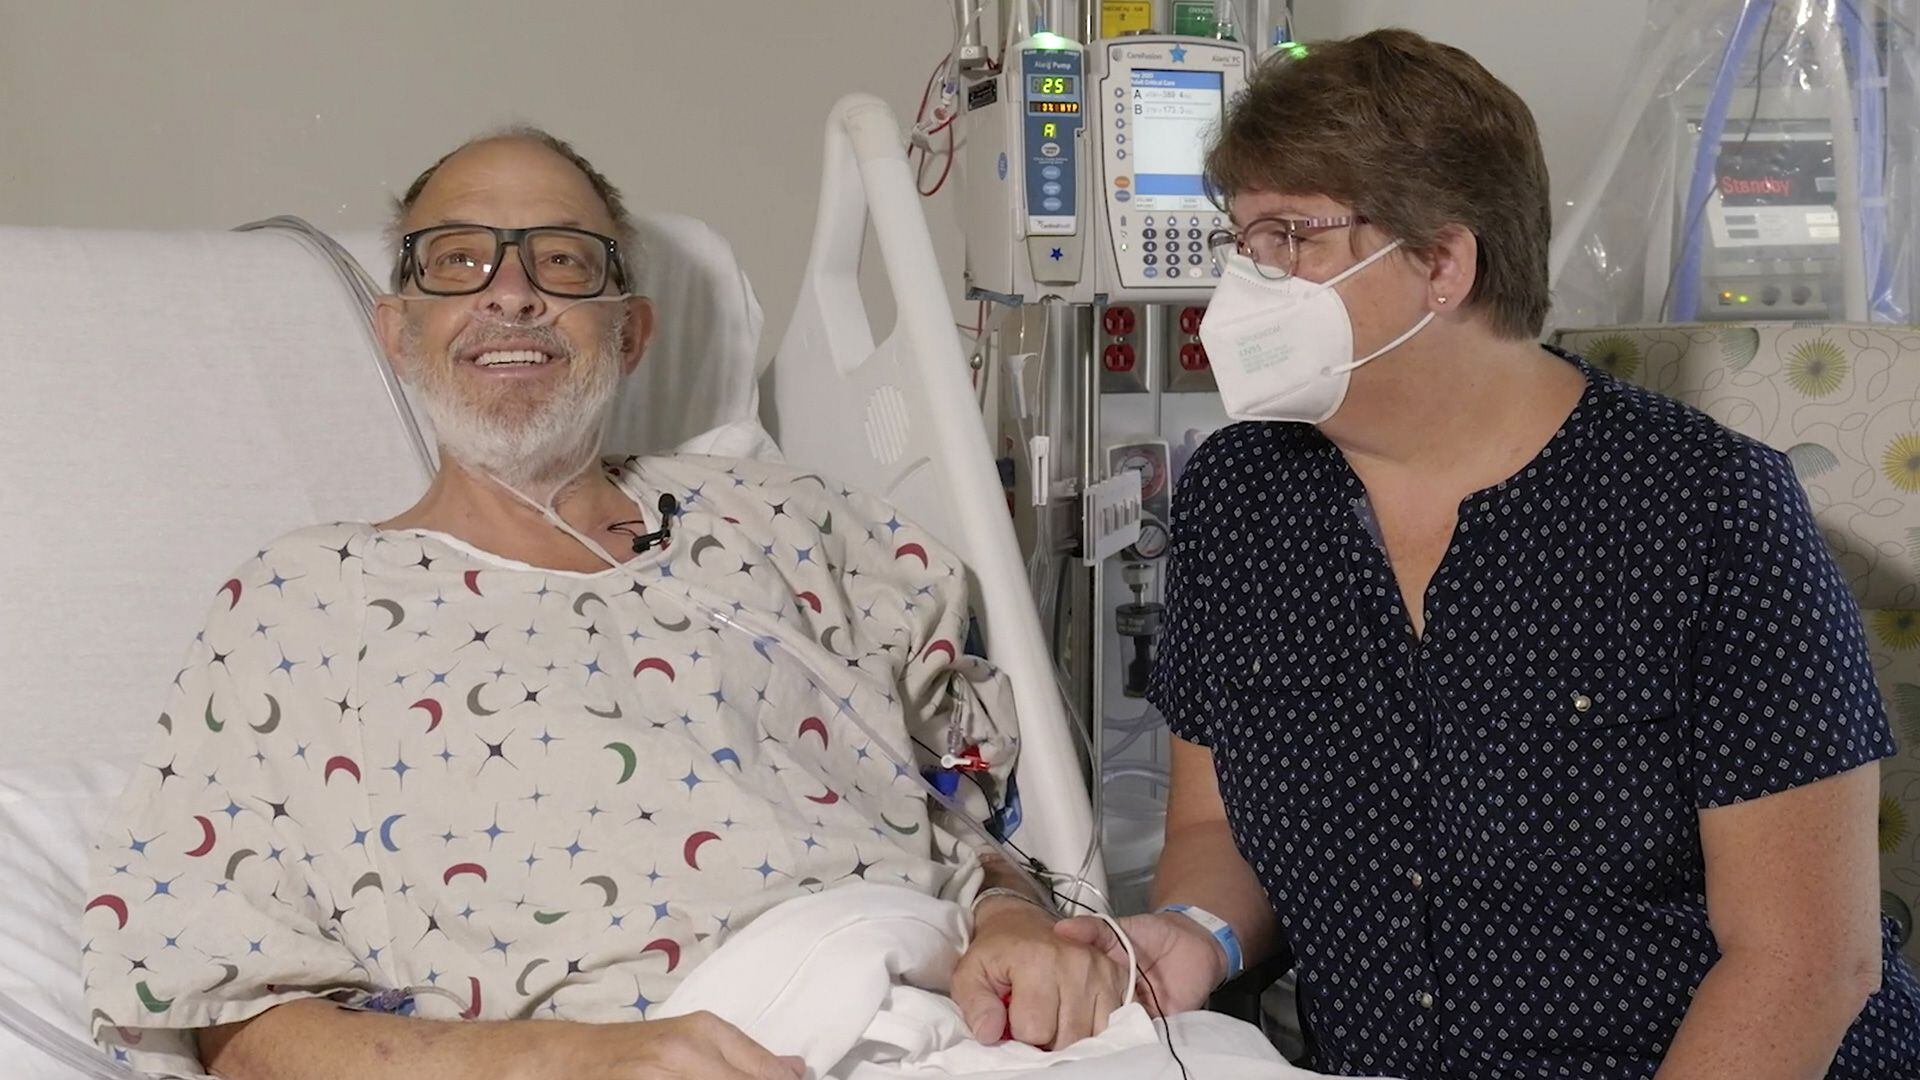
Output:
[1159, 903, 1244, 983]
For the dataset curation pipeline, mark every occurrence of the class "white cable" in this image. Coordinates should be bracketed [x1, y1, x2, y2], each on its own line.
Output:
[1094, 913, 1140, 1008]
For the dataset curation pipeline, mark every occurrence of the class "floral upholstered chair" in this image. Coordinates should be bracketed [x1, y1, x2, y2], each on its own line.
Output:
[1552, 323, 1920, 966]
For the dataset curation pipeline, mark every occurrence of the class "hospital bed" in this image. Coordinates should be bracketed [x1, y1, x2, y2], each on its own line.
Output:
[0, 94, 1099, 1078]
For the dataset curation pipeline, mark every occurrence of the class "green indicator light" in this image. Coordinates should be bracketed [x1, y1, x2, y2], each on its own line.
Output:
[1029, 31, 1079, 51]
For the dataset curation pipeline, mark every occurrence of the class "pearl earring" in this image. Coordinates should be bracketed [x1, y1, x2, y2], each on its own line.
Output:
[1437, 296, 1449, 305]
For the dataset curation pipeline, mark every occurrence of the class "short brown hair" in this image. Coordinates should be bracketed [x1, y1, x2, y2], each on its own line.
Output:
[1205, 29, 1551, 339]
[387, 125, 638, 292]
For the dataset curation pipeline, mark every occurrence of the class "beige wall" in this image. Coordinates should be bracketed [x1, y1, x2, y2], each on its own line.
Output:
[0, 0, 1646, 339]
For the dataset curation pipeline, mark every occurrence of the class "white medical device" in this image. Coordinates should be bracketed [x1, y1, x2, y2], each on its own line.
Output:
[962, 33, 1091, 303]
[1090, 36, 1247, 302]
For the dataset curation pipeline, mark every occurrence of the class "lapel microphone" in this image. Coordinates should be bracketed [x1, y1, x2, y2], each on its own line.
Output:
[611, 493, 679, 554]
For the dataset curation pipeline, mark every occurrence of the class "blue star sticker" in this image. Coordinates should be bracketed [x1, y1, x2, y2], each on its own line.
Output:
[1169, 44, 1188, 62]
[1050, 246, 1065, 261]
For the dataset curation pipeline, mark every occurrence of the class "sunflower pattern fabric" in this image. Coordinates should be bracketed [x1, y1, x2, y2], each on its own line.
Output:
[1555, 323, 1920, 968]
[76, 454, 1017, 1078]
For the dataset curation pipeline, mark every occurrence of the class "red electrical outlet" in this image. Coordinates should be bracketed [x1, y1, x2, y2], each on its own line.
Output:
[1099, 304, 1146, 392]
[1166, 305, 1216, 392]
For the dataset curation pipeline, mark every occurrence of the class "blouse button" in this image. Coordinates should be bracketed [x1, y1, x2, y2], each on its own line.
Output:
[1572, 692, 1593, 713]
[1418, 991, 1435, 1009]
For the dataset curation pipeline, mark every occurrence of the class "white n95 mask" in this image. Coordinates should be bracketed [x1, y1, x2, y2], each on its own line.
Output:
[1198, 240, 1435, 424]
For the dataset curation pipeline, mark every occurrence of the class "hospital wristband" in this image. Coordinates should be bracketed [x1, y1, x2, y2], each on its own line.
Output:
[1158, 903, 1244, 985]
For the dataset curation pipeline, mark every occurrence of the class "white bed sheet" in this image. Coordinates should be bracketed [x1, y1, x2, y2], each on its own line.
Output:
[662, 884, 1367, 1080]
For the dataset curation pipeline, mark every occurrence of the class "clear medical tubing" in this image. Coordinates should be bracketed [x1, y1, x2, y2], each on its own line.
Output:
[1814, 1, 1870, 321]
[1844, 2, 1896, 319]
[0, 988, 136, 1080]
[491, 477, 1095, 915]
[234, 216, 436, 479]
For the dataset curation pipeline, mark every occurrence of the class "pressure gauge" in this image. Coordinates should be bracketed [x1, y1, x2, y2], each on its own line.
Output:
[1127, 515, 1171, 560]
[1115, 446, 1166, 501]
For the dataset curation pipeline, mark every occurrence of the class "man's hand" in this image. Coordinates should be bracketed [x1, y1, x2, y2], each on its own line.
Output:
[558, 1011, 806, 1080]
[950, 897, 1129, 1049]
[1054, 911, 1225, 1017]
[197, 1000, 804, 1080]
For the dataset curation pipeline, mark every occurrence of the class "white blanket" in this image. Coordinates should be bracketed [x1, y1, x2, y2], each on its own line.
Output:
[659, 884, 1360, 1079]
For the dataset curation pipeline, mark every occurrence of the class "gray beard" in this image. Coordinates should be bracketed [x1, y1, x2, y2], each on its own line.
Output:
[406, 321, 625, 499]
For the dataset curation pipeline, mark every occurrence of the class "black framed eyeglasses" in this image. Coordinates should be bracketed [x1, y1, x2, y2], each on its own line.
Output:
[1205, 215, 1370, 280]
[398, 224, 628, 299]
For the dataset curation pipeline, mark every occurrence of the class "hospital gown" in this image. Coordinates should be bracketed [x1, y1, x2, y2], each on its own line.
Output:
[79, 454, 1018, 1076]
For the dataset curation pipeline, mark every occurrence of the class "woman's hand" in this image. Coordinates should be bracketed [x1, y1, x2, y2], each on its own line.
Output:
[949, 896, 1130, 1049]
[1054, 911, 1226, 1017]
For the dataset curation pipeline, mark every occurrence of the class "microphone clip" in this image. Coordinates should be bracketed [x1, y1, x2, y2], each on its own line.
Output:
[611, 493, 679, 555]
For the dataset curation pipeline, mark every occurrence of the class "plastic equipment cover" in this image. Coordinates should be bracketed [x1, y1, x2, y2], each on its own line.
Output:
[1550, 0, 1920, 330]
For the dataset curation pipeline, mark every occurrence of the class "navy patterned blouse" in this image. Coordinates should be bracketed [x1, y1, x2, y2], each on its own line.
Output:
[1147, 353, 1920, 1078]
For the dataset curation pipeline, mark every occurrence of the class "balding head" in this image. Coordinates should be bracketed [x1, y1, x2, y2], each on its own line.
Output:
[387, 126, 638, 291]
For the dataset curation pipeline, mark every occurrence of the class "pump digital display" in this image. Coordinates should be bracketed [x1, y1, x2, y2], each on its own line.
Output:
[1128, 69, 1225, 212]
[1029, 74, 1078, 96]
[1032, 100, 1081, 114]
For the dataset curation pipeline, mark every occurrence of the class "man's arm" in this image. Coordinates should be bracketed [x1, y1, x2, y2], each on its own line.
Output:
[949, 845, 1131, 1048]
[1655, 765, 1884, 1079]
[196, 999, 803, 1080]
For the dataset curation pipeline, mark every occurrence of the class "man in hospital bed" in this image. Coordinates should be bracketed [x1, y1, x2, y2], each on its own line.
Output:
[76, 129, 1135, 1080]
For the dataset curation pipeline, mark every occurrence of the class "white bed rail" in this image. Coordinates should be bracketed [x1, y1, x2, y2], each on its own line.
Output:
[769, 94, 1105, 900]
